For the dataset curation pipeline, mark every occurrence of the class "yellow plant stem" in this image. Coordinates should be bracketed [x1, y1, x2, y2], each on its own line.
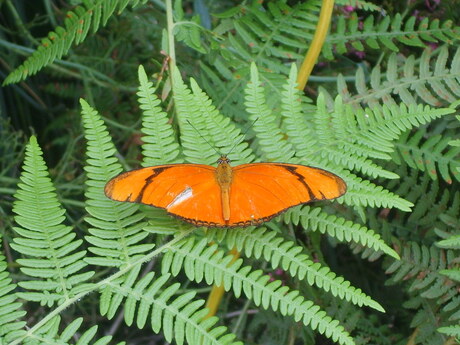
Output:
[406, 327, 419, 345]
[296, 0, 335, 90]
[204, 247, 240, 319]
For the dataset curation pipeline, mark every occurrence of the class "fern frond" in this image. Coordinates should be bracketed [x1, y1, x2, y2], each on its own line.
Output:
[386, 243, 457, 300]
[80, 99, 152, 267]
[440, 268, 460, 282]
[23, 316, 118, 345]
[101, 265, 241, 345]
[321, 149, 398, 179]
[384, 163, 458, 228]
[409, 300, 455, 344]
[300, 93, 454, 199]
[174, 10, 207, 54]
[279, 64, 316, 156]
[407, 184, 451, 228]
[335, 47, 460, 107]
[437, 235, 460, 250]
[138, 65, 181, 166]
[11, 136, 94, 306]
[171, 67, 253, 165]
[393, 129, 460, 183]
[4, 0, 146, 85]
[162, 236, 356, 345]
[171, 67, 220, 165]
[335, 0, 384, 12]
[314, 94, 454, 164]
[189, 78, 254, 165]
[198, 62, 246, 119]
[323, 14, 459, 60]
[438, 325, 460, 337]
[437, 211, 460, 288]
[0, 238, 26, 343]
[343, 172, 413, 211]
[385, 242, 460, 341]
[449, 115, 460, 150]
[225, 1, 321, 74]
[244, 63, 295, 161]
[206, 226, 388, 310]
[302, 95, 389, 176]
[283, 206, 399, 259]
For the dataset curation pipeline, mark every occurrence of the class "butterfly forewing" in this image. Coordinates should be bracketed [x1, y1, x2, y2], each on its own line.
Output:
[105, 164, 238, 226]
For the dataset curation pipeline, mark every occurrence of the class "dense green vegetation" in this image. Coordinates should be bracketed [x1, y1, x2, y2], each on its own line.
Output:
[0, 0, 459, 344]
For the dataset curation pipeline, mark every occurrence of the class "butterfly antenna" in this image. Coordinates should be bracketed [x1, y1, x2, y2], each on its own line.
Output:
[186, 120, 222, 156]
[226, 118, 259, 158]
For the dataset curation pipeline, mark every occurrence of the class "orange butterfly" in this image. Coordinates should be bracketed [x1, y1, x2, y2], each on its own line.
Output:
[104, 155, 347, 228]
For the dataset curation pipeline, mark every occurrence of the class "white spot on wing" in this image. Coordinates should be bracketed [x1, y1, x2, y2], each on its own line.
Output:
[167, 187, 193, 208]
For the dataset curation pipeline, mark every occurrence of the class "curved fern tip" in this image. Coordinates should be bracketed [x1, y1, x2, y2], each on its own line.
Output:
[388, 249, 401, 261]
[372, 301, 386, 313]
[316, 92, 326, 105]
[250, 63, 259, 78]
[189, 77, 199, 90]
[288, 63, 298, 80]
[400, 202, 414, 212]
[138, 64, 146, 77]
[79, 98, 89, 107]
[28, 136, 38, 145]
[449, 99, 460, 109]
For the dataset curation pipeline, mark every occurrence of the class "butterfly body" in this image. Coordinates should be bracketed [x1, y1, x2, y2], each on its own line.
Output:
[104, 156, 346, 228]
[215, 156, 233, 222]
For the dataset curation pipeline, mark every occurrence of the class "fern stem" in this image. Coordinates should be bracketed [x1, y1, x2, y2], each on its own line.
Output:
[231, 298, 252, 335]
[204, 247, 240, 319]
[8, 229, 194, 345]
[296, 0, 335, 90]
[165, 0, 176, 65]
